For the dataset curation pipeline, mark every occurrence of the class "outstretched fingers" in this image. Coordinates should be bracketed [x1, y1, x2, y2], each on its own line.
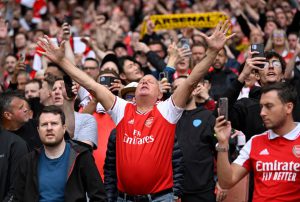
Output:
[220, 20, 229, 33]
[226, 33, 236, 41]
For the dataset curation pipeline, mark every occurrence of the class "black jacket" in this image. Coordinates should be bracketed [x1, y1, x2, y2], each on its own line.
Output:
[104, 129, 184, 202]
[0, 129, 28, 201]
[8, 140, 107, 202]
[176, 106, 217, 194]
[207, 68, 237, 101]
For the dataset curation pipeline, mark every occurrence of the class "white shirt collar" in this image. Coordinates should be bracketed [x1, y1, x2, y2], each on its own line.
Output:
[268, 123, 300, 140]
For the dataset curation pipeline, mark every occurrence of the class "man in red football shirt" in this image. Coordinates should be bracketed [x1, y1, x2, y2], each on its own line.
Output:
[215, 82, 300, 202]
[37, 21, 234, 201]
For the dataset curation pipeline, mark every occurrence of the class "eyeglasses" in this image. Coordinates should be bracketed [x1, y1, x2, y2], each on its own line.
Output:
[264, 60, 282, 69]
[82, 66, 98, 71]
[124, 94, 135, 101]
[273, 32, 285, 38]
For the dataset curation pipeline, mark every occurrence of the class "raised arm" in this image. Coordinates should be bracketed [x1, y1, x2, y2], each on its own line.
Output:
[37, 36, 115, 110]
[172, 21, 235, 108]
[214, 116, 248, 189]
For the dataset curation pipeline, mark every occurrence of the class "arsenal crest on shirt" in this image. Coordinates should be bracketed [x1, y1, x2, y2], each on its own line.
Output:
[292, 145, 300, 158]
[145, 117, 154, 128]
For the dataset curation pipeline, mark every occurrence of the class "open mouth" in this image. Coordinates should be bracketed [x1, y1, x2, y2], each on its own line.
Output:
[266, 72, 276, 76]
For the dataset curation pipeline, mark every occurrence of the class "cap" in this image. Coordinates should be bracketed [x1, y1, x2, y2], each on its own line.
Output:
[100, 53, 120, 71]
[120, 82, 138, 98]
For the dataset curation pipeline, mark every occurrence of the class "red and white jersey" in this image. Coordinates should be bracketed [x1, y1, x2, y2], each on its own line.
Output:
[108, 97, 183, 195]
[234, 123, 300, 202]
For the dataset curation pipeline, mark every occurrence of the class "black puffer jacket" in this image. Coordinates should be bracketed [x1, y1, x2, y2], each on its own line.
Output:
[104, 129, 184, 202]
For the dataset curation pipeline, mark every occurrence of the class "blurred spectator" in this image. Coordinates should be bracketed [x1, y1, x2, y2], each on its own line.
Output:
[191, 42, 207, 66]
[24, 78, 41, 99]
[265, 29, 293, 63]
[288, 32, 299, 51]
[118, 56, 144, 84]
[207, 48, 237, 101]
[16, 70, 30, 91]
[52, 79, 98, 148]
[3, 54, 17, 89]
[82, 57, 100, 81]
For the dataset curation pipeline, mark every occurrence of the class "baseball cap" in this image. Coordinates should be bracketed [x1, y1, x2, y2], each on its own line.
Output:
[120, 82, 138, 99]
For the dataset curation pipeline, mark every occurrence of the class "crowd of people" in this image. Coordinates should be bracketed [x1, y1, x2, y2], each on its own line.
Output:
[1, 0, 300, 202]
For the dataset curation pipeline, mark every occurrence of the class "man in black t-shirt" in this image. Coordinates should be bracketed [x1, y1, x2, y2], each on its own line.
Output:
[0, 91, 42, 150]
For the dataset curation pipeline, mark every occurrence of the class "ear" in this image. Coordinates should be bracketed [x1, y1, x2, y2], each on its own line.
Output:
[63, 124, 67, 133]
[286, 102, 294, 114]
[120, 73, 127, 81]
[3, 111, 12, 120]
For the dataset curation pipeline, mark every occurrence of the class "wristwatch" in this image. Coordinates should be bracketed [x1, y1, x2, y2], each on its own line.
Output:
[215, 143, 229, 152]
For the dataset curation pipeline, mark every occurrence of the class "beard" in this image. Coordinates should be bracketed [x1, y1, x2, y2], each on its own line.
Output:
[42, 137, 64, 147]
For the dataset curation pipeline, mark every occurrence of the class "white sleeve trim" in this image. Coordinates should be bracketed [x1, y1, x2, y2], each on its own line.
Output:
[233, 138, 253, 167]
[157, 96, 184, 124]
[107, 96, 128, 125]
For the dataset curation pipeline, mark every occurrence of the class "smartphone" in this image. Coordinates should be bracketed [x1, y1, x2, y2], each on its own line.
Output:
[251, 44, 265, 68]
[99, 76, 116, 87]
[20, 50, 26, 63]
[178, 38, 190, 50]
[63, 75, 76, 98]
[63, 15, 72, 25]
[218, 97, 228, 120]
[159, 72, 168, 81]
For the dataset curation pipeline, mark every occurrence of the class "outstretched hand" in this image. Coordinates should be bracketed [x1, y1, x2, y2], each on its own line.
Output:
[37, 35, 66, 65]
[199, 20, 235, 52]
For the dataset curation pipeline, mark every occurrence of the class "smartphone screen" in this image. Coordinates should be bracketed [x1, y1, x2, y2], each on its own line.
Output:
[218, 97, 228, 120]
[178, 38, 190, 50]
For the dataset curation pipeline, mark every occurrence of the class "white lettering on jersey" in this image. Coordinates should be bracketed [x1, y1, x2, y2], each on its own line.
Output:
[257, 160, 300, 182]
[256, 160, 300, 172]
[123, 130, 155, 145]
